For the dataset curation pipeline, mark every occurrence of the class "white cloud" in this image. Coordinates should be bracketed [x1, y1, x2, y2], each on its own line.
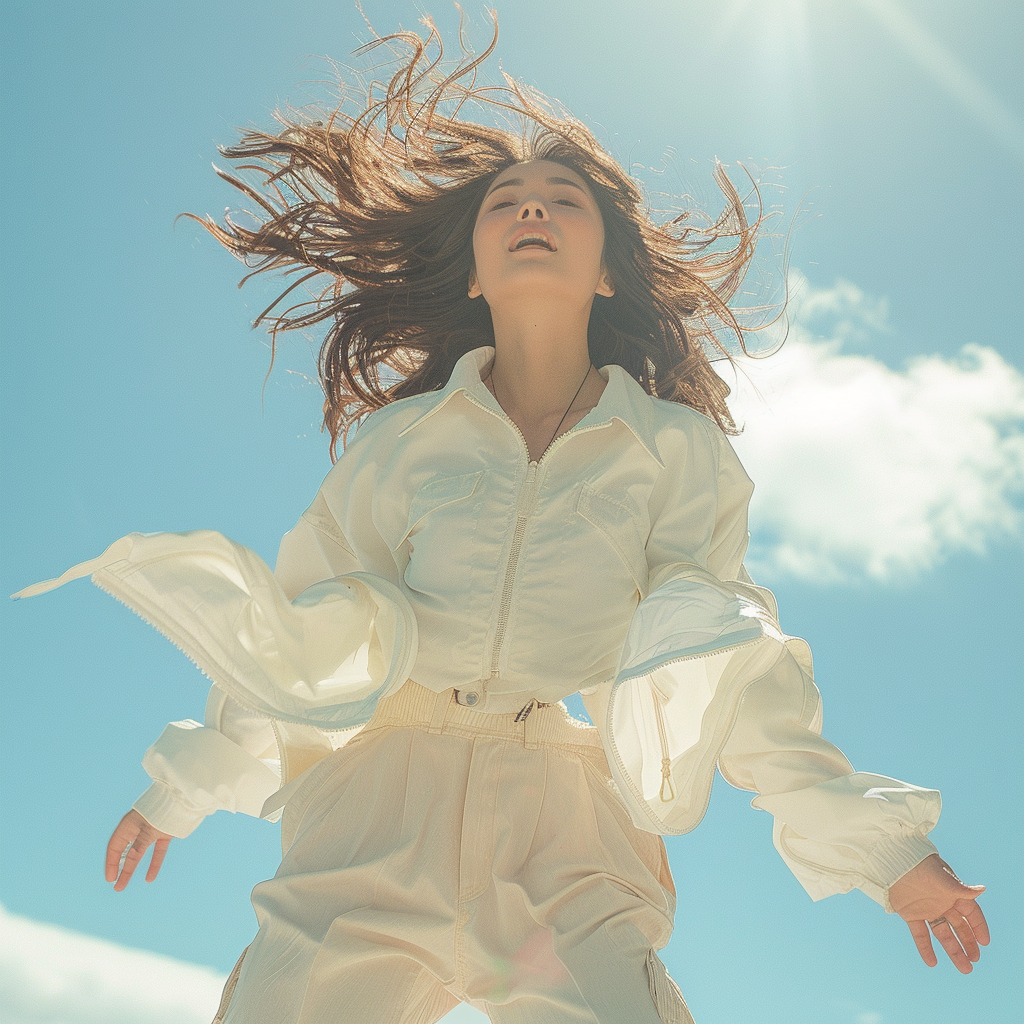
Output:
[832, 1001, 884, 1024]
[0, 904, 488, 1024]
[0, 903, 227, 1024]
[722, 271, 1024, 584]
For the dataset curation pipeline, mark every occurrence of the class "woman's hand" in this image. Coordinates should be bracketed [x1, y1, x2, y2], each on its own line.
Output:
[105, 809, 173, 892]
[887, 853, 989, 973]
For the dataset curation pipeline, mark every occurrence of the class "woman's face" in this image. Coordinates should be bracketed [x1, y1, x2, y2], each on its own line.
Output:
[469, 159, 614, 309]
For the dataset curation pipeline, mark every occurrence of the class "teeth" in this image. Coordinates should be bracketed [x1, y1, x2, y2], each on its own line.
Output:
[513, 235, 552, 251]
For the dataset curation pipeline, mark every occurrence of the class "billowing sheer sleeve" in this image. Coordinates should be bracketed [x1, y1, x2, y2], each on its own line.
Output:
[581, 417, 941, 909]
[14, 460, 418, 838]
[129, 489, 418, 837]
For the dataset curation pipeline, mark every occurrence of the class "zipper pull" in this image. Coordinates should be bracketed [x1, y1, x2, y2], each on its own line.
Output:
[514, 699, 536, 722]
[659, 758, 677, 802]
[521, 462, 540, 513]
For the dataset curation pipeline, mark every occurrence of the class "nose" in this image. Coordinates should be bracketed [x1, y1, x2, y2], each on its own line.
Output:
[517, 198, 549, 221]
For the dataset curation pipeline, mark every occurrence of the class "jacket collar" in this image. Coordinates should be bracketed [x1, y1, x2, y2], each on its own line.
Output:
[397, 346, 664, 467]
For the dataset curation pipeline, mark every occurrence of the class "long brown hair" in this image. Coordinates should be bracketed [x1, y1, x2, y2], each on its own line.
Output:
[187, 15, 772, 458]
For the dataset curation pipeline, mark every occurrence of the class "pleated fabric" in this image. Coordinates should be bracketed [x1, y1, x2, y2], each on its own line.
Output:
[216, 679, 694, 1023]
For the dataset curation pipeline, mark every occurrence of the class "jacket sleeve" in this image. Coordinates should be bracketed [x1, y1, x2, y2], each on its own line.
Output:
[717, 643, 940, 910]
[12, 414, 419, 838]
[582, 419, 940, 909]
[126, 474, 416, 837]
[131, 684, 282, 838]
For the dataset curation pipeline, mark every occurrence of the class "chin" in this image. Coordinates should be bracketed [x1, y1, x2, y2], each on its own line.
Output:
[486, 270, 596, 306]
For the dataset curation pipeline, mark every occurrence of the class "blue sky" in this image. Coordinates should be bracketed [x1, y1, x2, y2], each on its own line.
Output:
[1, 2, 1021, 1023]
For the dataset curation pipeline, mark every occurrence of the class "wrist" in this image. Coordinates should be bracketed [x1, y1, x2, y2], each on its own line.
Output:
[132, 781, 206, 838]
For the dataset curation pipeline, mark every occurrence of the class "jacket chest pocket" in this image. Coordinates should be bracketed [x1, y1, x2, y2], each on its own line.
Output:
[392, 469, 485, 552]
[576, 483, 650, 597]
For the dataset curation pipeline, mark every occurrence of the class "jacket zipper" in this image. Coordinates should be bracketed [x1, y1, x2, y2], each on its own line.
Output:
[489, 460, 539, 678]
[603, 635, 769, 833]
[640, 634, 767, 804]
[464, 391, 610, 688]
[472, 394, 611, 467]
[650, 685, 676, 802]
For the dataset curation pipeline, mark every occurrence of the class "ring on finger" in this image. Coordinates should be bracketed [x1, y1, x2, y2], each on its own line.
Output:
[927, 916, 948, 929]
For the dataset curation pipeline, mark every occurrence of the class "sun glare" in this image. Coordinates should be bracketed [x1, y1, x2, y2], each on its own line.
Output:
[714, 0, 812, 66]
[857, 0, 1024, 164]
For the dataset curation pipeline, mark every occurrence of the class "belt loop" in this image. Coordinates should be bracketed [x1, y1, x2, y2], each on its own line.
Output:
[523, 701, 541, 750]
[427, 688, 455, 734]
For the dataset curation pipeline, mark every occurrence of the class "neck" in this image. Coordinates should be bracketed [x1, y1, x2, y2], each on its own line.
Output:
[485, 299, 595, 423]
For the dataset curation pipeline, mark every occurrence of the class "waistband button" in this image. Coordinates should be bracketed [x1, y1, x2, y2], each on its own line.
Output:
[456, 690, 480, 707]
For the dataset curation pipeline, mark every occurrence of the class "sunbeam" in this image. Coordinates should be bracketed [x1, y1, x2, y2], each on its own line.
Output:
[857, 0, 1024, 164]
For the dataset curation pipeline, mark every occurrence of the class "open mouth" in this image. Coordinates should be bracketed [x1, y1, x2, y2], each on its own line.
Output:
[510, 233, 556, 252]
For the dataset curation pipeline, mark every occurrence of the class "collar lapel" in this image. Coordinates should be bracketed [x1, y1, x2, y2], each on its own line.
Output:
[398, 346, 664, 467]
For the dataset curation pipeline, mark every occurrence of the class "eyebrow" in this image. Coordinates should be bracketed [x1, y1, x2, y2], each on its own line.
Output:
[485, 175, 588, 197]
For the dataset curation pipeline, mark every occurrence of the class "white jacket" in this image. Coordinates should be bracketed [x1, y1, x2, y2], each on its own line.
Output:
[16, 345, 940, 911]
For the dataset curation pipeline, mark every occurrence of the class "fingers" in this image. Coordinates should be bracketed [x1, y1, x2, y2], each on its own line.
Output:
[105, 815, 141, 884]
[907, 919, 938, 968]
[957, 897, 991, 947]
[907, 898, 991, 974]
[105, 811, 171, 891]
[145, 837, 171, 883]
[113, 835, 150, 892]
[944, 908, 981, 966]
[935, 886, 991, 972]
[927, 914, 977, 974]
[919, 905, 988, 974]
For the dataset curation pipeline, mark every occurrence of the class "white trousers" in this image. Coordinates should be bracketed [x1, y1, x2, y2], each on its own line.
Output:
[214, 680, 694, 1023]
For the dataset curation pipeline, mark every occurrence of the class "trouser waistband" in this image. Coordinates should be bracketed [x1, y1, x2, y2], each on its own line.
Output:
[363, 679, 604, 753]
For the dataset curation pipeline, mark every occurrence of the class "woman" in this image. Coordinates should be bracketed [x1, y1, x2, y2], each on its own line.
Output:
[16, 19, 988, 1024]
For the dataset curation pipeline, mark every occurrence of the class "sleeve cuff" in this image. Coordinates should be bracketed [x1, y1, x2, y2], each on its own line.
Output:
[862, 831, 941, 912]
[132, 781, 208, 839]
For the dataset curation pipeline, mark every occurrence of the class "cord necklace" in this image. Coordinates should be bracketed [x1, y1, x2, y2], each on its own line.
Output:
[486, 361, 593, 461]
